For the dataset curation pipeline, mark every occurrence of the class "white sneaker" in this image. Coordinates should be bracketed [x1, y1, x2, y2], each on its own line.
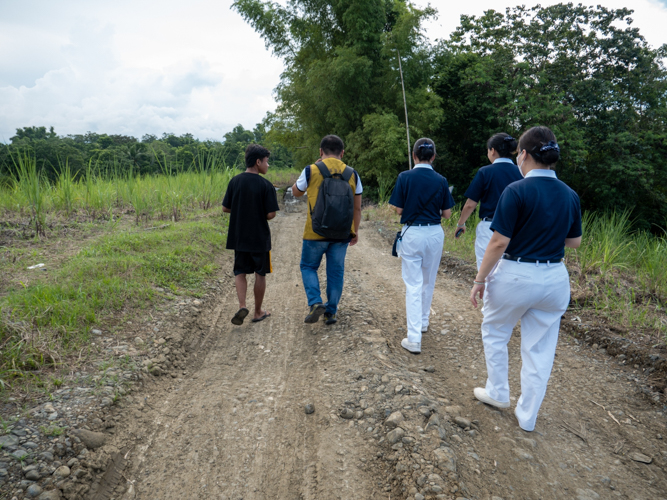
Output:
[401, 338, 421, 354]
[473, 387, 510, 409]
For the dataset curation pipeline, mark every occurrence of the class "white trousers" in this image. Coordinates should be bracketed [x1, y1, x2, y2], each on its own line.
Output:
[481, 258, 570, 431]
[398, 225, 444, 343]
[475, 220, 493, 270]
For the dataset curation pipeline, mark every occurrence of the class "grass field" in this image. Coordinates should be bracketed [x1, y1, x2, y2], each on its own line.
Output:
[1, 152, 299, 229]
[0, 153, 300, 390]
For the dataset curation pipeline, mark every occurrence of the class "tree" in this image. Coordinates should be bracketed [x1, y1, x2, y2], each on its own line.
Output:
[10, 126, 57, 142]
[233, 0, 440, 184]
[431, 4, 667, 227]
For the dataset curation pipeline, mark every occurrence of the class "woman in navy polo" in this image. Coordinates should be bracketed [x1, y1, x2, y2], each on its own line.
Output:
[456, 133, 523, 269]
[389, 138, 455, 354]
[469, 126, 582, 431]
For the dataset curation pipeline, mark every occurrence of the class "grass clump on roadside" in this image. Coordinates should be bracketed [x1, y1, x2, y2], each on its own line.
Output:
[0, 216, 228, 383]
[366, 201, 667, 341]
[444, 206, 667, 340]
[39, 424, 64, 437]
[568, 211, 667, 339]
[441, 206, 481, 263]
[0, 151, 236, 227]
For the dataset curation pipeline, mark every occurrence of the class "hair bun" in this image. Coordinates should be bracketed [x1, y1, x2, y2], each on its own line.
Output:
[418, 143, 434, 150]
[503, 136, 515, 142]
[540, 141, 560, 153]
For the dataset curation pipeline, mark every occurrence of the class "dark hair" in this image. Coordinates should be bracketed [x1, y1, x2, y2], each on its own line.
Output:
[320, 135, 344, 156]
[487, 133, 517, 158]
[245, 144, 270, 169]
[518, 126, 560, 166]
[413, 138, 436, 162]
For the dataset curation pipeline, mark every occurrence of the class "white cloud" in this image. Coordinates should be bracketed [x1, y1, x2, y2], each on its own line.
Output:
[0, 0, 284, 141]
[1, 0, 667, 142]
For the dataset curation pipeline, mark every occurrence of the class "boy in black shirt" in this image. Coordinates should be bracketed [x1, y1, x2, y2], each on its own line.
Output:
[222, 144, 280, 325]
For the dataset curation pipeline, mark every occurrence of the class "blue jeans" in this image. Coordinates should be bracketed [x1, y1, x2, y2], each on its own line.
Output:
[300, 240, 349, 314]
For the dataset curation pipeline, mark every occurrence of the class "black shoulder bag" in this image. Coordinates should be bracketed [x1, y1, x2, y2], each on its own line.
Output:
[392, 184, 443, 257]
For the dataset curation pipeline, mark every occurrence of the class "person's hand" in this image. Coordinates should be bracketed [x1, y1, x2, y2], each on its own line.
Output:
[455, 226, 466, 239]
[350, 235, 359, 246]
[470, 283, 485, 308]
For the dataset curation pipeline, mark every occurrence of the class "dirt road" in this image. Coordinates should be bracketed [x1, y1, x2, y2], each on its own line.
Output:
[103, 209, 666, 500]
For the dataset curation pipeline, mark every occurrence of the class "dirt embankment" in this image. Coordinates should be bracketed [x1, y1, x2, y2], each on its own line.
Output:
[3, 208, 667, 500]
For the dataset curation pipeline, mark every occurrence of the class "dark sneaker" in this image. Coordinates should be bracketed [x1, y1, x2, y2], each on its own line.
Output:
[324, 312, 338, 325]
[304, 303, 326, 324]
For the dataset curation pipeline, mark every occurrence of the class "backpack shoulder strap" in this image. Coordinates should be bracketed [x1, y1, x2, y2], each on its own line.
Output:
[314, 161, 332, 179]
[341, 166, 354, 182]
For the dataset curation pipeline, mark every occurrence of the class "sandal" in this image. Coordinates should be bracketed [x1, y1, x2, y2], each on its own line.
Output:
[231, 308, 249, 325]
[252, 311, 271, 323]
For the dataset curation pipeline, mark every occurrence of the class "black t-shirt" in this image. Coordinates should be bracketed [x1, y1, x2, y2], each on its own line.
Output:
[464, 159, 523, 219]
[222, 172, 280, 252]
[491, 170, 582, 261]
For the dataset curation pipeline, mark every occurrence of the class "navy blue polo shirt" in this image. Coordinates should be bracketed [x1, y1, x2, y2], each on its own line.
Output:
[389, 164, 455, 225]
[464, 158, 523, 220]
[491, 169, 582, 261]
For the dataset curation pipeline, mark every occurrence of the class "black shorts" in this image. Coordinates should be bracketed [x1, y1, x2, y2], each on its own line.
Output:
[234, 251, 272, 276]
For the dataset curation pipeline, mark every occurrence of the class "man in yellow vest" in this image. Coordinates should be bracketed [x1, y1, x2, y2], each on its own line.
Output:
[291, 135, 363, 325]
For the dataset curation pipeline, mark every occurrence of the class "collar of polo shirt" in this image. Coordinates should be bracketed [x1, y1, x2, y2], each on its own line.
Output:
[492, 158, 514, 164]
[525, 169, 557, 178]
[414, 163, 433, 169]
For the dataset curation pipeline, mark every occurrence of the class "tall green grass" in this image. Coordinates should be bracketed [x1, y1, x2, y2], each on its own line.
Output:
[438, 203, 667, 337]
[0, 152, 243, 226]
[55, 156, 77, 216]
[442, 204, 481, 263]
[9, 151, 47, 236]
[576, 211, 635, 274]
[569, 210, 667, 302]
[263, 167, 301, 187]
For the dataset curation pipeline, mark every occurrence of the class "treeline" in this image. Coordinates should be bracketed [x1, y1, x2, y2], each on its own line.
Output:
[3, 2, 667, 230]
[0, 123, 294, 184]
[233, 0, 667, 230]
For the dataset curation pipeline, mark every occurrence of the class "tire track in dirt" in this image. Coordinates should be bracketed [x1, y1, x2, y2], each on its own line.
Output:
[107, 209, 667, 500]
[124, 212, 382, 500]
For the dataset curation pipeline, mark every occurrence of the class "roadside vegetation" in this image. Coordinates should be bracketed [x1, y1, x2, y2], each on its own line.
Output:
[0, 146, 300, 392]
[0, 156, 296, 393]
[366, 203, 667, 343]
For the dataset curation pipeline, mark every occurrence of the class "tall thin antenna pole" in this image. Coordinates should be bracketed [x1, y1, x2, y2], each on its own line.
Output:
[397, 49, 412, 169]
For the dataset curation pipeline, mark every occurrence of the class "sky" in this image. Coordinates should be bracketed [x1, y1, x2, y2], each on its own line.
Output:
[2, 0, 667, 143]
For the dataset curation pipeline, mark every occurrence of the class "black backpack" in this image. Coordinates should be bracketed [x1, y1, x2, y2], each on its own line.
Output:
[310, 160, 355, 239]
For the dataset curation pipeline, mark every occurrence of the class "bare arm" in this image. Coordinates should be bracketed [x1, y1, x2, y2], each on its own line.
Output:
[350, 195, 362, 246]
[470, 232, 511, 308]
[565, 236, 582, 248]
[267, 212, 276, 220]
[391, 205, 403, 216]
[222, 206, 231, 213]
[291, 183, 305, 198]
[442, 208, 452, 220]
[455, 198, 478, 235]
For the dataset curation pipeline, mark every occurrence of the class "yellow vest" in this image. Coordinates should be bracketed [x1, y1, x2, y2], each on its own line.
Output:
[303, 158, 358, 240]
